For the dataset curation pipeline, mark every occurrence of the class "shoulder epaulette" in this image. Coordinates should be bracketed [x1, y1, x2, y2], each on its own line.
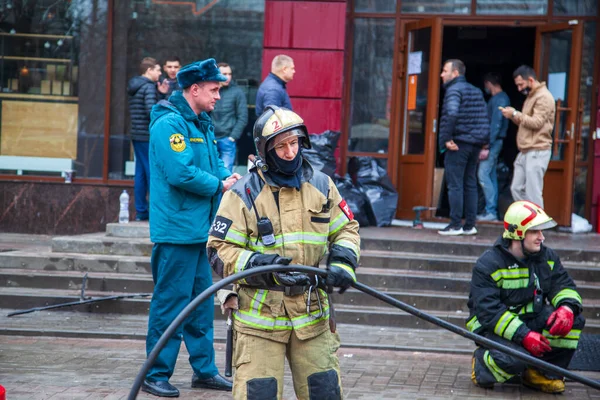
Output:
[308, 170, 330, 198]
[231, 171, 264, 210]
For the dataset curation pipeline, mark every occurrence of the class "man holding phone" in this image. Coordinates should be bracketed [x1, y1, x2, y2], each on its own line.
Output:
[500, 65, 555, 208]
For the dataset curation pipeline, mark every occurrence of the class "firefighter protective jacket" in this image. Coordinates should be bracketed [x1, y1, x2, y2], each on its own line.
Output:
[466, 237, 582, 345]
[207, 160, 360, 343]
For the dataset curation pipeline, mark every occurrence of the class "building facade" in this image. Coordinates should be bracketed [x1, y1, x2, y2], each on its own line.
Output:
[0, 0, 598, 233]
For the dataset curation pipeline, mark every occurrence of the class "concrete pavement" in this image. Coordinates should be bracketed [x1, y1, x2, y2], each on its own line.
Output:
[1, 335, 600, 400]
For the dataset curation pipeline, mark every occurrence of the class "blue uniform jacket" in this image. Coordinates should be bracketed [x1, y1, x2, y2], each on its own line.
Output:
[255, 73, 292, 116]
[149, 91, 231, 244]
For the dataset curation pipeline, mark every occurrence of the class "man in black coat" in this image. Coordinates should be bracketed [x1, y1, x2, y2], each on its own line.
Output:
[127, 57, 161, 221]
[438, 59, 489, 236]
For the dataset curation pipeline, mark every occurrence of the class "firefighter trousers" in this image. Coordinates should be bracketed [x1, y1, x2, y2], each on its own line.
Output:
[472, 305, 585, 385]
[232, 329, 342, 400]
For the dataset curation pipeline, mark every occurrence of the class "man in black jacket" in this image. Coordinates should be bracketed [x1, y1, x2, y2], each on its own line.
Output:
[127, 57, 161, 221]
[212, 62, 248, 173]
[467, 200, 584, 393]
[438, 59, 489, 236]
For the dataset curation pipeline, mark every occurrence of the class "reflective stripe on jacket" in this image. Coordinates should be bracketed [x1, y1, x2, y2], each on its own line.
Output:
[207, 160, 360, 343]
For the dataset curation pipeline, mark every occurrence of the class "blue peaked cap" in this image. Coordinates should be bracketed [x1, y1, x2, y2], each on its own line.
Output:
[176, 58, 227, 88]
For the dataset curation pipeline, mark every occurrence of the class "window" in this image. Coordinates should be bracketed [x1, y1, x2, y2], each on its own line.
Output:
[348, 18, 395, 154]
[553, 0, 597, 16]
[108, 0, 264, 180]
[403, 28, 431, 155]
[354, 0, 396, 13]
[0, 0, 108, 179]
[476, 0, 547, 15]
[401, 0, 470, 14]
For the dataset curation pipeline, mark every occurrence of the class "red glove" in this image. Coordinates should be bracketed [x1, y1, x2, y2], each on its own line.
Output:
[522, 331, 552, 357]
[546, 306, 574, 337]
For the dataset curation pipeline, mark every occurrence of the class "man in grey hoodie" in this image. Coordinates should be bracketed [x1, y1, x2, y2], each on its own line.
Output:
[211, 62, 248, 173]
[127, 57, 161, 221]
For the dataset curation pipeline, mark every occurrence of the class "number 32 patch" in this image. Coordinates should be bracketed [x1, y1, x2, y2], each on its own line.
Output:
[209, 216, 232, 239]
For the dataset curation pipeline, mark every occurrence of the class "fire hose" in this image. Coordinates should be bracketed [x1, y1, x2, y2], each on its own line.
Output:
[128, 265, 600, 399]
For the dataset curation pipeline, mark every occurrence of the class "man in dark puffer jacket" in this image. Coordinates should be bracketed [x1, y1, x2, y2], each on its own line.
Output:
[127, 57, 161, 221]
[438, 59, 489, 236]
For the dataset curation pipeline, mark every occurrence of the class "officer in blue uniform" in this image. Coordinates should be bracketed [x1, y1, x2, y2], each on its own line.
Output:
[143, 58, 241, 397]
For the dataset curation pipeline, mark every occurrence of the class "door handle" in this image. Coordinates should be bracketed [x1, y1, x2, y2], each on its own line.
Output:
[432, 119, 437, 134]
[569, 122, 574, 139]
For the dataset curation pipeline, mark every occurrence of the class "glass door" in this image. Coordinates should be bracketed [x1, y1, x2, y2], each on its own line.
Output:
[534, 21, 583, 225]
[395, 18, 442, 218]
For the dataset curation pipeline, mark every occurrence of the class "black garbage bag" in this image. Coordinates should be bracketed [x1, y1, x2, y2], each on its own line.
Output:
[334, 174, 371, 227]
[497, 161, 513, 220]
[347, 157, 398, 227]
[303, 130, 341, 178]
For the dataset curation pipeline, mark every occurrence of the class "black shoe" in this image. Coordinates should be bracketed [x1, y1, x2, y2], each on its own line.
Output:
[191, 373, 232, 391]
[141, 380, 180, 397]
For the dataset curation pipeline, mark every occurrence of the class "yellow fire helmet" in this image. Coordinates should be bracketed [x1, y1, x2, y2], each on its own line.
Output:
[503, 200, 557, 240]
[253, 105, 310, 160]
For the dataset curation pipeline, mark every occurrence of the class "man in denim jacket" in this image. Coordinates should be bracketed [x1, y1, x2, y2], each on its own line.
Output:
[477, 72, 510, 222]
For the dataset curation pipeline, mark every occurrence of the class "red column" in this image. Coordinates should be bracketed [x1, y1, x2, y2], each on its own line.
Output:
[262, 1, 346, 135]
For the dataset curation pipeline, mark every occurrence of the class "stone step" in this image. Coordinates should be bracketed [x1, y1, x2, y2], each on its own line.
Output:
[332, 304, 600, 335]
[3, 268, 598, 320]
[51, 233, 153, 256]
[49, 226, 600, 265]
[0, 269, 154, 293]
[1, 248, 598, 290]
[332, 288, 600, 318]
[360, 230, 600, 263]
[0, 251, 151, 274]
[4, 287, 599, 336]
[356, 268, 600, 300]
[105, 222, 150, 238]
[0, 308, 479, 354]
[2, 264, 600, 305]
[359, 249, 600, 282]
[1, 248, 598, 298]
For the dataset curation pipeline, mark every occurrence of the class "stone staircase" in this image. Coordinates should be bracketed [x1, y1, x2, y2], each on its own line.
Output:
[0, 224, 599, 336]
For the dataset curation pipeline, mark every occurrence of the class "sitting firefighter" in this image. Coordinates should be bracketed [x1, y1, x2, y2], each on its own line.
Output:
[207, 105, 360, 400]
[467, 200, 585, 393]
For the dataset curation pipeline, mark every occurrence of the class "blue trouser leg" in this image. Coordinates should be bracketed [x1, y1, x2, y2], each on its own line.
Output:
[445, 143, 479, 229]
[145, 243, 218, 382]
[216, 137, 236, 174]
[184, 244, 219, 379]
[477, 140, 502, 216]
[132, 140, 150, 218]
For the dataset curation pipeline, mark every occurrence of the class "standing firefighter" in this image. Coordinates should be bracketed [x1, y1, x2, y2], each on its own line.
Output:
[467, 200, 584, 393]
[207, 105, 360, 400]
